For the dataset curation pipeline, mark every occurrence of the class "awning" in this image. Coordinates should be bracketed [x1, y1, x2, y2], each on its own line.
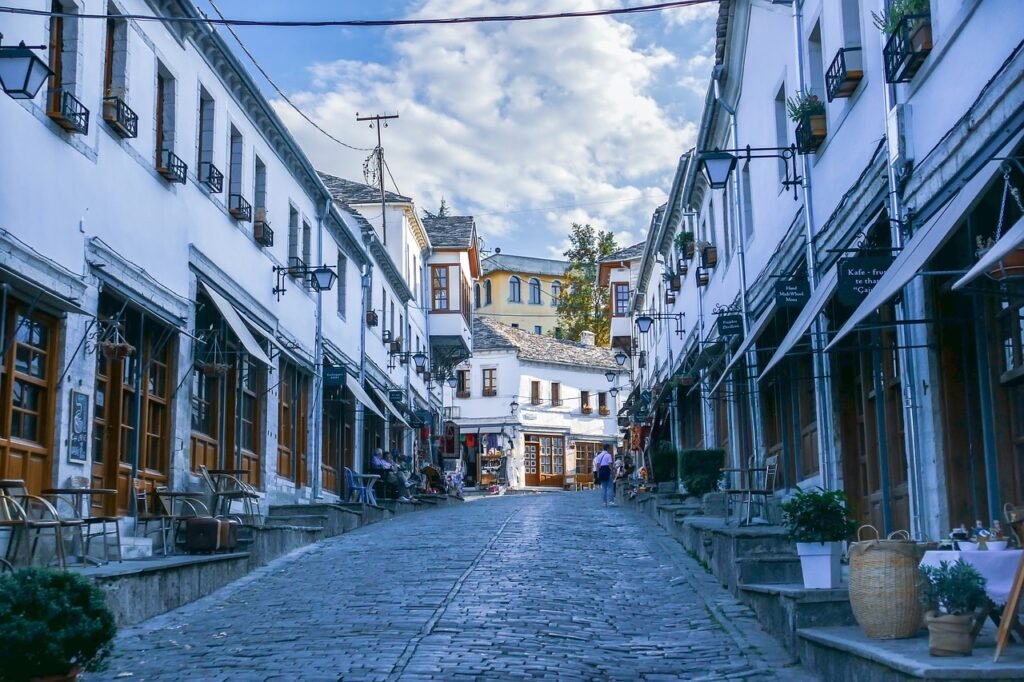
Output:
[0, 268, 91, 317]
[199, 282, 274, 366]
[953, 214, 1024, 290]
[369, 384, 411, 428]
[708, 301, 778, 395]
[346, 379, 385, 419]
[760, 263, 839, 379]
[828, 131, 1024, 350]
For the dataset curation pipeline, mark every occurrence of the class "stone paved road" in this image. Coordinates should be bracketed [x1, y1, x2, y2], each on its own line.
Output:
[91, 494, 813, 681]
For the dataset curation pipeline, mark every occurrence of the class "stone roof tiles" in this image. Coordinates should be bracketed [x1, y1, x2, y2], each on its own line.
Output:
[473, 317, 617, 370]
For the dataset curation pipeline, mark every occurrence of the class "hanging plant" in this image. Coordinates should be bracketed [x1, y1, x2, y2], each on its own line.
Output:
[786, 90, 825, 123]
[98, 321, 134, 361]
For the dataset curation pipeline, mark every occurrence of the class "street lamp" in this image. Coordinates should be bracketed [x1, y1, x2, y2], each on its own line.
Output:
[699, 151, 737, 190]
[510, 397, 519, 415]
[446, 375, 458, 389]
[0, 35, 52, 100]
[412, 351, 428, 371]
[604, 370, 617, 383]
[614, 350, 628, 367]
[609, 387, 619, 398]
[272, 262, 338, 299]
[634, 312, 685, 338]
[310, 264, 337, 292]
[635, 314, 654, 334]
[697, 145, 802, 200]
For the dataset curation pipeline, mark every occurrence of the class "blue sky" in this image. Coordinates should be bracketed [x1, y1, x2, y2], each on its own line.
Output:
[198, 0, 717, 258]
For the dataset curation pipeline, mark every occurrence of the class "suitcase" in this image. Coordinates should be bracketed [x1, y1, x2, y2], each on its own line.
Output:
[184, 517, 239, 553]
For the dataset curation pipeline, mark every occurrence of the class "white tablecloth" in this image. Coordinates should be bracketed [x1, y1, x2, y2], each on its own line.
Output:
[920, 550, 1024, 605]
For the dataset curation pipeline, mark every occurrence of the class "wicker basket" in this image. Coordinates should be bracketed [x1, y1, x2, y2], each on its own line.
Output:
[848, 525, 924, 639]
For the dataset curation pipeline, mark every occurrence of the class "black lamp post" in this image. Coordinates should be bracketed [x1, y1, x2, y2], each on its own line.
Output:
[0, 35, 52, 100]
[273, 262, 338, 299]
[604, 370, 617, 383]
[310, 265, 337, 292]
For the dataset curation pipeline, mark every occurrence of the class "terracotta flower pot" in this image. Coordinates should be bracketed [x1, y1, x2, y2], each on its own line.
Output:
[911, 20, 933, 52]
[986, 247, 1024, 280]
[808, 113, 827, 137]
[925, 611, 975, 657]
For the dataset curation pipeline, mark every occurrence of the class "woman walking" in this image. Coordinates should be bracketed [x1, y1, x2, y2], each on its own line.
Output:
[593, 443, 616, 507]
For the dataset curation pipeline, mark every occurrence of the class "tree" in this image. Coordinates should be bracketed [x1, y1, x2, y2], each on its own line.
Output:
[422, 197, 450, 219]
[556, 223, 618, 346]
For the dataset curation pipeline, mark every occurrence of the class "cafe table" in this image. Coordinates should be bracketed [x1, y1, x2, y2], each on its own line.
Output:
[920, 549, 1024, 640]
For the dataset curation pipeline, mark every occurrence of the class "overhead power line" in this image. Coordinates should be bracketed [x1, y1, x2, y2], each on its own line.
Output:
[0, 1, 717, 28]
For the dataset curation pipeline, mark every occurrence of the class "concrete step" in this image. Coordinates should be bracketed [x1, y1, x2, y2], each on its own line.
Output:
[739, 583, 855, 655]
[736, 556, 803, 585]
[119, 535, 153, 560]
[264, 514, 330, 526]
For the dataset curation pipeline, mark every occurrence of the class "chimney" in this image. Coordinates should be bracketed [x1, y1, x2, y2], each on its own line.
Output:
[579, 331, 596, 346]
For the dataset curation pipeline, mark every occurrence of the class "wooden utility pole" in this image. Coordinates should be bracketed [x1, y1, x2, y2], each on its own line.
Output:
[356, 112, 399, 245]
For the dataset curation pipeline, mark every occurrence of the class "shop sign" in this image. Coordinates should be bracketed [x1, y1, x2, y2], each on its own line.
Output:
[775, 280, 809, 307]
[838, 255, 892, 308]
[68, 390, 89, 463]
[717, 314, 743, 337]
[388, 389, 404, 403]
[323, 366, 346, 388]
[640, 389, 652, 404]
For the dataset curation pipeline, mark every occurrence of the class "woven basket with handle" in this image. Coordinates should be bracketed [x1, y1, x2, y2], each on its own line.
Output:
[848, 525, 925, 639]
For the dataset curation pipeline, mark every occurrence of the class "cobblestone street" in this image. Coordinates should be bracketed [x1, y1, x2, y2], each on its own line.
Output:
[92, 494, 810, 681]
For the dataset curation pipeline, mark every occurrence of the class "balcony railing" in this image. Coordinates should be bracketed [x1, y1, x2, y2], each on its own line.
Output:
[49, 90, 89, 134]
[102, 96, 138, 138]
[483, 388, 497, 397]
[582, 404, 593, 415]
[883, 14, 932, 83]
[456, 390, 470, 399]
[157, 149, 187, 184]
[825, 47, 863, 101]
[599, 406, 610, 416]
[229, 194, 252, 222]
[288, 255, 307, 280]
[200, 162, 223, 193]
[795, 114, 827, 154]
[254, 213, 274, 247]
[552, 398, 563, 407]
[665, 290, 676, 306]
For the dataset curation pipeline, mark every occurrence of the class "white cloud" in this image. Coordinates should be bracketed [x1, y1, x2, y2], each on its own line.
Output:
[276, 0, 712, 253]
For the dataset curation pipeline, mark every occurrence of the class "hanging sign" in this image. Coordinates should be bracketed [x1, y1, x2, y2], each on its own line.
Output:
[323, 366, 346, 389]
[838, 255, 893, 308]
[388, 389, 404, 403]
[775, 280, 809, 307]
[717, 314, 743, 336]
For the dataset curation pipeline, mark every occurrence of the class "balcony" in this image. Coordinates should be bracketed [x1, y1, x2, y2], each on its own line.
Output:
[795, 114, 827, 154]
[665, 290, 676, 306]
[288, 256, 307, 279]
[825, 47, 863, 101]
[599, 405, 610, 417]
[883, 14, 932, 84]
[429, 310, 472, 361]
[102, 96, 138, 138]
[157, 150, 187, 184]
[49, 90, 89, 134]
[456, 390, 470, 399]
[229, 194, 252, 222]
[254, 211, 274, 247]
[483, 388, 497, 397]
[582, 404, 593, 415]
[200, 162, 223, 194]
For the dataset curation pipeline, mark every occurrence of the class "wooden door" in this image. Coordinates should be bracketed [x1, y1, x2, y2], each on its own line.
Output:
[536, 436, 564, 488]
[524, 442, 539, 486]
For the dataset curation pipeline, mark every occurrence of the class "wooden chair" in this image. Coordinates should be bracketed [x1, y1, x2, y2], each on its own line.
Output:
[722, 455, 779, 526]
[0, 484, 72, 568]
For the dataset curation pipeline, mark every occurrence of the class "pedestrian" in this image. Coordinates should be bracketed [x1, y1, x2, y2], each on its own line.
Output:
[593, 443, 616, 507]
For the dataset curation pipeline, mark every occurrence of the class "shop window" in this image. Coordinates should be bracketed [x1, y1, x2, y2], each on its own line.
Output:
[576, 442, 598, 478]
[998, 300, 1024, 382]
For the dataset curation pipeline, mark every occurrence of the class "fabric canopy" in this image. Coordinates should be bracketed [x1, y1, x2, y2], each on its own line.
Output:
[369, 384, 411, 428]
[828, 131, 1024, 350]
[759, 264, 839, 379]
[199, 283, 273, 366]
[953, 215, 1024, 289]
[345, 379, 385, 419]
[707, 301, 778, 396]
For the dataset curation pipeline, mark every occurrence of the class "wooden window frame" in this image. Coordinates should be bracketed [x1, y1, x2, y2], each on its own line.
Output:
[613, 283, 630, 317]
[482, 368, 497, 397]
[456, 369, 470, 399]
[531, 381, 541, 405]
[581, 390, 592, 414]
[551, 382, 562, 407]
[432, 265, 450, 311]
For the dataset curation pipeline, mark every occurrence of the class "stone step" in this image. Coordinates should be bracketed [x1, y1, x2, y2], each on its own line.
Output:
[739, 583, 856, 655]
[119, 535, 153, 560]
[264, 514, 330, 526]
[736, 556, 803, 585]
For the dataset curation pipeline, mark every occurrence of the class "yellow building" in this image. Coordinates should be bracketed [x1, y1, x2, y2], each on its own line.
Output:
[476, 253, 568, 336]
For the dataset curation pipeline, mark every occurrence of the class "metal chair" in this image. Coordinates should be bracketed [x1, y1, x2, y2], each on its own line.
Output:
[198, 465, 260, 526]
[134, 479, 173, 556]
[0, 484, 72, 568]
[722, 455, 779, 526]
[64, 476, 122, 563]
[155, 486, 210, 551]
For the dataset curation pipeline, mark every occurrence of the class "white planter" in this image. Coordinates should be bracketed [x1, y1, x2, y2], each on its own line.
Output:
[796, 541, 843, 589]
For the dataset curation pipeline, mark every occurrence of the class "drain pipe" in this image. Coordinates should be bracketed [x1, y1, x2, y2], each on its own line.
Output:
[791, 0, 836, 489]
[311, 196, 330, 499]
[357, 257, 372, 473]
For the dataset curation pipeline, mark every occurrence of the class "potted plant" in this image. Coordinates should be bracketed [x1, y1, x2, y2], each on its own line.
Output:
[0, 568, 117, 681]
[679, 448, 725, 499]
[976, 235, 1024, 280]
[918, 559, 989, 656]
[675, 230, 696, 260]
[699, 241, 718, 268]
[780, 487, 856, 589]
[873, 0, 931, 48]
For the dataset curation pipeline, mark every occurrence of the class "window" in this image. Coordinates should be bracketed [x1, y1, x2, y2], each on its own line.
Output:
[47, 0, 80, 112]
[531, 381, 541, 405]
[302, 219, 312, 269]
[288, 205, 300, 267]
[807, 22, 825, 113]
[229, 125, 244, 199]
[534, 325, 542, 335]
[484, 280, 492, 305]
[197, 87, 215, 175]
[103, 8, 127, 99]
[775, 84, 789, 183]
[254, 156, 267, 220]
[576, 442, 599, 480]
[741, 163, 754, 240]
[238, 356, 262, 486]
[551, 382, 562, 406]
[581, 390, 592, 414]
[277, 360, 309, 485]
[390, 299, 395, 341]
[511, 323, 519, 329]
[337, 252, 347, 317]
[155, 64, 176, 165]
[474, 283, 481, 309]
[841, 0, 863, 48]
[509, 276, 521, 303]
[598, 392, 609, 416]
[456, 369, 470, 398]
[550, 280, 561, 306]
[432, 266, 449, 310]
[554, 327, 562, 340]
[482, 368, 497, 396]
[613, 283, 630, 317]
[529, 278, 541, 304]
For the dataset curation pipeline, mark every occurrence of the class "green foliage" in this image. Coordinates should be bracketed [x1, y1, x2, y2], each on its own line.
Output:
[785, 90, 825, 122]
[0, 568, 117, 681]
[423, 197, 450, 219]
[679, 449, 725, 498]
[780, 487, 856, 543]
[674, 230, 695, 253]
[556, 222, 618, 346]
[872, 0, 930, 34]
[650, 441, 678, 483]
[918, 560, 989, 615]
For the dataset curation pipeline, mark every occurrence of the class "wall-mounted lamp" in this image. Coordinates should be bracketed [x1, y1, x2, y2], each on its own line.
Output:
[604, 370, 617, 383]
[634, 312, 685, 338]
[609, 387, 619, 398]
[446, 375, 459, 389]
[0, 34, 52, 100]
[272, 261, 338, 300]
[698, 144, 802, 200]
[510, 398, 519, 415]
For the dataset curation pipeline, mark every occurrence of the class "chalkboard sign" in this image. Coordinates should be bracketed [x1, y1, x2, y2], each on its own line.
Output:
[775, 280, 809, 307]
[838, 256, 893, 308]
[68, 390, 89, 463]
[323, 366, 346, 388]
[717, 314, 743, 337]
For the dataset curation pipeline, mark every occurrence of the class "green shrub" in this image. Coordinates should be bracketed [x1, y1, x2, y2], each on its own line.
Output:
[918, 559, 989, 615]
[679, 449, 725, 498]
[0, 568, 117, 681]
[779, 487, 856, 543]
[650, 442, 678, 483]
